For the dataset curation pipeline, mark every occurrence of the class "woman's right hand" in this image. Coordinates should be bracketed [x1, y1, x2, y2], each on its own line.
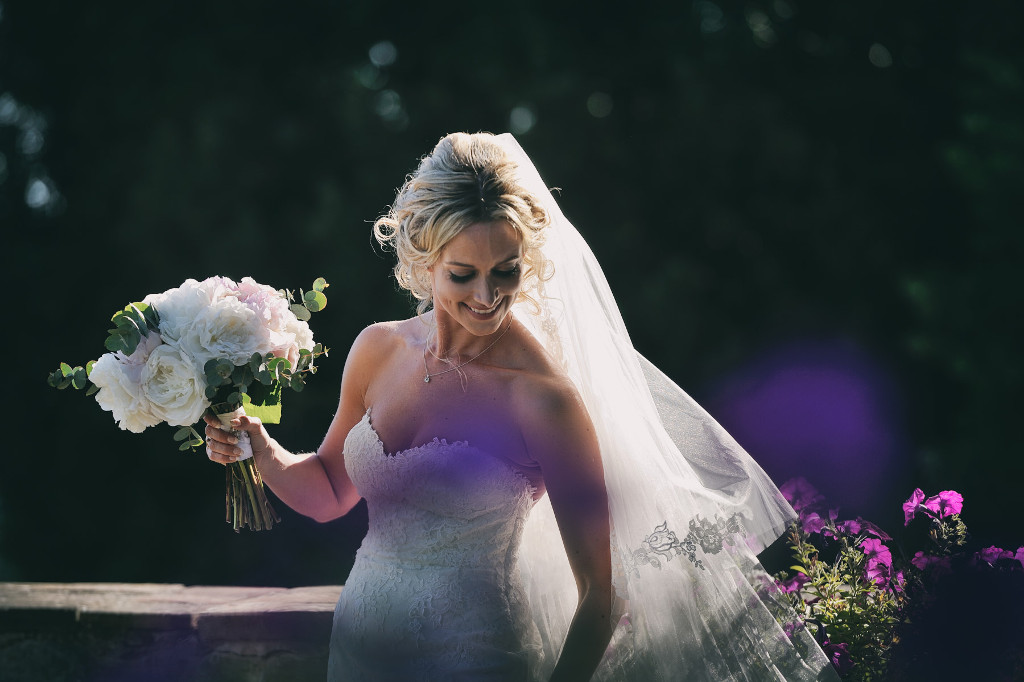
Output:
[203, 413, 273, 465]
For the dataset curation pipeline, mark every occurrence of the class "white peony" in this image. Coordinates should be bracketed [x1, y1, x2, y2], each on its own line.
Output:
[140, 344, 209, 426]
[144, 279, 213, 345]
[176, 295, 272, 369]
[89, 352, 161, 433]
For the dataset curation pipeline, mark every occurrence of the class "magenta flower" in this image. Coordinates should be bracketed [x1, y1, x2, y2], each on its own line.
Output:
[829, 516, 893, 541]
[903, 488, 926, 525]
[922, 490, 964, 519]
[891, 569, 907, 594]
[821, 640, 854, 675]
[861, 538, 893, 567]
[862, 537, 893, 585]
[778, 572, 809, 594]
[975, 546, 1014, 565]
[911, 550, 951, 573]
[801, 511, 828, 535]
[1016, 547, 1024, 570]
[781, 478, 825, 514]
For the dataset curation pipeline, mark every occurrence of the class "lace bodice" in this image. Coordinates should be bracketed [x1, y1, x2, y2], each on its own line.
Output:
[328, 410, 543, 681]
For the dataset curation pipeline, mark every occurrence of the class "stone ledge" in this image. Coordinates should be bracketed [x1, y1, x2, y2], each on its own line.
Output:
[0, 582, 343, 682]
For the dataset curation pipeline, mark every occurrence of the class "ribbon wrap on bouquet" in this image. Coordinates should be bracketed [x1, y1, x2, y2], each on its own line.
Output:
[216, 406, 281, 532]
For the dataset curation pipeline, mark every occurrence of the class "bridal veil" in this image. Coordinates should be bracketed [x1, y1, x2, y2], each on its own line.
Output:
[499, 134, 838, 681]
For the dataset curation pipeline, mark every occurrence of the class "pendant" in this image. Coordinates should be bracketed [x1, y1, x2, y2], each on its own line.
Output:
[424, 375, 430, 383]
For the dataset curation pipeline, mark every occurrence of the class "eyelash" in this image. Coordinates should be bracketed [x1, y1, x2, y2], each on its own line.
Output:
[447, 267, 520, 284]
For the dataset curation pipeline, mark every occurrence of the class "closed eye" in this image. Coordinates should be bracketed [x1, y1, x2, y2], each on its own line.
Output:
[447, 266, 520, 284]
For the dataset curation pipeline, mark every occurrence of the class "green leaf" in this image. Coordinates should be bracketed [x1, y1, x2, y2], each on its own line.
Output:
[226, 392, 243, 405]
[249, 353, 263, 373]
[790, 566, 808, 575]
[312, 277, 328, 292]
[179, 441, 193, 451]
[86, 360, 96, 375]
[85, 384, 99, 396]
[256, 369, 273, 385]
[290, 375, 305, 392]
[60, 362, 74, 377]
[290, 302, 311, 321]
[205, 385, 219, 400]
[173, 426, 192, 442]
[72, 368, 88, 389]
[303, 290, 327, 312]
[242, 391, 282, 424]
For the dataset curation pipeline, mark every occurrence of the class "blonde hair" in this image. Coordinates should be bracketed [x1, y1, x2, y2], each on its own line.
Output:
[373, 132, 553, 317]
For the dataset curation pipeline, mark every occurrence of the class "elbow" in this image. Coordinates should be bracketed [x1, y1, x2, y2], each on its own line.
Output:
[309, 492, 360, 523]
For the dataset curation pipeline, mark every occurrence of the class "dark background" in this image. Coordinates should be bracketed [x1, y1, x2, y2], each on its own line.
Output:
[1, 0, 1020, 587]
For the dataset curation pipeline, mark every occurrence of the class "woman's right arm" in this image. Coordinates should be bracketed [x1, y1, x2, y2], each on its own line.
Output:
[204, 324, 390, 522]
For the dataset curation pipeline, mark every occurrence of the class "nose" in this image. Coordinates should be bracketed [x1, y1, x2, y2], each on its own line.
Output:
[473, 277, 500, 306]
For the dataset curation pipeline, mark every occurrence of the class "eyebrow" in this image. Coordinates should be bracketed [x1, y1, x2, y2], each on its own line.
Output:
[446, 255, 520, 268]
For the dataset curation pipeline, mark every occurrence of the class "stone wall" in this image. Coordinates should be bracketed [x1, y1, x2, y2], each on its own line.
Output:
[0, 582, 342, 682]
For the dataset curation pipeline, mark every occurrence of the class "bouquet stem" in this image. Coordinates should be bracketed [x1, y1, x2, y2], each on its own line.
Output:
[215, 407, 282, 532]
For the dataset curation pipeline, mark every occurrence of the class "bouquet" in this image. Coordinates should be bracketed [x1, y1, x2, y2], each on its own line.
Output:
[49, 275, 329, 531]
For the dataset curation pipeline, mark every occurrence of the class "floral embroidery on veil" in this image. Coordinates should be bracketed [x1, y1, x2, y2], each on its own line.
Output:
[626, 513, 746, 574]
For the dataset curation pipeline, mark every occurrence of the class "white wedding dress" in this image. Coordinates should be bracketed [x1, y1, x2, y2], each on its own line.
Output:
[328, 409, 544, 681]
[327, 133, 839, 681]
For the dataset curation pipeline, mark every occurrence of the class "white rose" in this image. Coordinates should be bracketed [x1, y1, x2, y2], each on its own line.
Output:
[140, 344, 210, 426]
[177, 295, 271, 369]
[145, 280, 212, 345]
[90, 352, 160, 433]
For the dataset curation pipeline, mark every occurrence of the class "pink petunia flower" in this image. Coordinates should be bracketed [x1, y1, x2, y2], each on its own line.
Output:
[780, 478, 825, 514]
[911, 551, 951, 573]
[922, 490, 964, 519]
[821, 640, 854, 676]
[975, 546, 1014, 566]
[903, 488, 926, 526]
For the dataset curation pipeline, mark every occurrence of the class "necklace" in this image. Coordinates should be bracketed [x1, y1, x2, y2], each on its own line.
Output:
[423, 315, 513, 383]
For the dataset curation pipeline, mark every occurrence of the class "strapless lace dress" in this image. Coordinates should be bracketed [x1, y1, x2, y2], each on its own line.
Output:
[327, 410, 543, 681]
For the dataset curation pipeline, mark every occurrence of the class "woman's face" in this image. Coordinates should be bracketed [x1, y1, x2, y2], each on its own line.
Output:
[429, 220, 523, 336]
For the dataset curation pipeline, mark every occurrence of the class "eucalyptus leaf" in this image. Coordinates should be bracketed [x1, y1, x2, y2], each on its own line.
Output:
[289, 303, 311, 321]
[303, 290, 327, 312]
[179, 441, 193, 451]
[72, 368, 88, 389]
[242, 394, 283, 424]
[312, 277, 328, 292]
[85, 384, 99, 396]
[173, 426, 192, 442]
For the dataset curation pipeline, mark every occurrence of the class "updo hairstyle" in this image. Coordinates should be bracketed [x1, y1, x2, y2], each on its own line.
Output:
[373, 132, 553, 317]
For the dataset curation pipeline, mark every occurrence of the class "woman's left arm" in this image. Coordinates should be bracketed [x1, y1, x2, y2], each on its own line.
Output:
[522, 381, 614, 682]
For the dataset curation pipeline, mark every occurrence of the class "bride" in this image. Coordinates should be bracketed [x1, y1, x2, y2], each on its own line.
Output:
[205, 132, 839, 681]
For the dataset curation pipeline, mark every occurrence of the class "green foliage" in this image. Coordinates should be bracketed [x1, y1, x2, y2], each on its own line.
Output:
[781, 526, 903, 680]
[104, 302, 160, 355]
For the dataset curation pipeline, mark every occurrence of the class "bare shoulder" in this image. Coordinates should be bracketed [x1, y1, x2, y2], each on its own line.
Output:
[347, 318, 423, 365]
[341, 318, 419, 399]
[509, 342, 597, 469]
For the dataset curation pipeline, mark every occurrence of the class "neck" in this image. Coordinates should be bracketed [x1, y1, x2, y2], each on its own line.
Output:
[429, 310, 512, 360]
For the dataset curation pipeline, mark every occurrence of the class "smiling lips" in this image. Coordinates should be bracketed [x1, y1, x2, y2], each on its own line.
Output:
[464, 300, 502, 317]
